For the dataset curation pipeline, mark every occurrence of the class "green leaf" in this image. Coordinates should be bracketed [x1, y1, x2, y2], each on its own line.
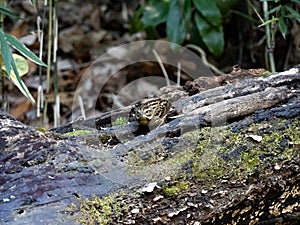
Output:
[183, 0, 192, 23]
[258, 17, 278, 27]
[0, 28, 12, 77]
[131, 0, 170, 33]
[267, 5, 281, 15]
[166, 0, 188, 44]
[194, 12, 224, 56]
[0, 5, 20, 19]
[10, 54, 35, 104]
[1, 54, 29, 76]
[278, 17, 287, 39]
[5, 33, 47, 67]
[141, 0, 170, 27]
[286, 6, 300, 22]
[0, 29, 35, 103]
[279, 7, 287, 39]
[12, 54, 29, 76]
[192, 0, 222, 27]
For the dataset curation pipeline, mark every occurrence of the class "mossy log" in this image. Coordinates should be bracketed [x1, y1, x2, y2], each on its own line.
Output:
[0, 68, 299, 224]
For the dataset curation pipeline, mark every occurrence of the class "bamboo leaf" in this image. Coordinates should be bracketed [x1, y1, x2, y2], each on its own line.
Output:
[258, 17, 278, 27]
[278, 17, 287, 39]
[286, 6, 300, 22]
[1, 54, 29, 76]
[10, 55, 35, 104]
[0, 28, 12, 77]
[5, 33, 47, 67]
[0, 5, 20, 19]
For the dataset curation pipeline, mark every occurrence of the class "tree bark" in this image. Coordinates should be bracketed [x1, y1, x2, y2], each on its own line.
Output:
[0, 68, 299, 224]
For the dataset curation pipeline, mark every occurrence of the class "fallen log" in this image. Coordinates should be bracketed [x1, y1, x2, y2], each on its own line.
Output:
[0, 68, 299, 224]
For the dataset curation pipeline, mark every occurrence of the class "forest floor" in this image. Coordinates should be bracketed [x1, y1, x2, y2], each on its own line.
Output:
[3, 0, 300, 128]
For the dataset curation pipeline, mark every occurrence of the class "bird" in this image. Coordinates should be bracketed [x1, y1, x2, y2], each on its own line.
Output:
[129, 98, 172, 130]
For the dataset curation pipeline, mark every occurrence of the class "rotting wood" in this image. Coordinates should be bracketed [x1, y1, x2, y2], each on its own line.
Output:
[1, 69, 299, 225]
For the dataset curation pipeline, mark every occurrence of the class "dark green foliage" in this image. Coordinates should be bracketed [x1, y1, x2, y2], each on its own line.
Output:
[131, 0, 224, 56]
[260, 0, 300, 39]
[0, 5, 19, 19]
[0, 4, 46, 104]
[193, 1, 224, 56]
[166, 0, 191, 45]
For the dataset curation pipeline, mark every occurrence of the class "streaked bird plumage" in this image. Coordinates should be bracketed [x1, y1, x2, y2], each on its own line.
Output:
[129, 98, 171, 127]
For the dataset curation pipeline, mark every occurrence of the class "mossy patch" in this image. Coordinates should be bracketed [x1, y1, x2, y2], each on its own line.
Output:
[112, 117, 128, 126]
[67, 193, 128, 225]
[63, 129, 92, 137]
[36, 127, 48, 133]
[162, 181, 190, 197]
[191, 118, 299, 183]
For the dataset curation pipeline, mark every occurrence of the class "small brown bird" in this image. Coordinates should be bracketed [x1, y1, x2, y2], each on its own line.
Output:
[129, 98, 171, 130]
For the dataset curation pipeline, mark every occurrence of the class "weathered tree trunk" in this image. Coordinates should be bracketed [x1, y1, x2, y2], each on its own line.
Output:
[0, 69, 299, 224]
